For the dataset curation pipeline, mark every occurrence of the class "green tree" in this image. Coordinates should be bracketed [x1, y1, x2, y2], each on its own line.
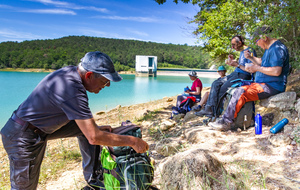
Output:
[156, 0, 300, 69]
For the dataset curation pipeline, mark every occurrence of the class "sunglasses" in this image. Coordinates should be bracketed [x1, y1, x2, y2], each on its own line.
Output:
[103, 80, 110, 87]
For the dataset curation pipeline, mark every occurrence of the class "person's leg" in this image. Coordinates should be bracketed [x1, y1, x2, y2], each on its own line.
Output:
[206, 77, 227, 108]
[46, 121, 96, 182]
[218, 72, 251, 100]
[195, 77, 226, 116]
[209, 83, 280, 130]
[199, 91, 209, 107]
[1, 119, 47, 190]
[77, 135, 98, 182]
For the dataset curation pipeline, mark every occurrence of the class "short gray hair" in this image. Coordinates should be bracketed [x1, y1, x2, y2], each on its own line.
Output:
[78, 62, 102, 78]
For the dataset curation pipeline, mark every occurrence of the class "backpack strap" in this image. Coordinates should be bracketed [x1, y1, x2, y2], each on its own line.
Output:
[112, 122, 141, 135]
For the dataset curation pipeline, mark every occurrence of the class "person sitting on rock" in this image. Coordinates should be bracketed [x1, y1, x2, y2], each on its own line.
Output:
[196, 35, 256, 117]
[176, 70, 203, 107]
[208, 26, 290, 131]
[192, 66, 227, 112]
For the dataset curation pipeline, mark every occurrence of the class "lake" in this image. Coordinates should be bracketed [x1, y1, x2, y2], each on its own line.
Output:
[0, 71, 216, 127]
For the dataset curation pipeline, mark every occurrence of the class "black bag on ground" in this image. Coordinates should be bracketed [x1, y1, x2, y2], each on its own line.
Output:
[83, 121, 154, 190]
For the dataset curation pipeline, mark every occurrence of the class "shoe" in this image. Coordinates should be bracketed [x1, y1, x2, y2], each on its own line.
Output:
[195, 106, 213, 117]
[192, 105, 202, 111]
[208, 118, 231, 131]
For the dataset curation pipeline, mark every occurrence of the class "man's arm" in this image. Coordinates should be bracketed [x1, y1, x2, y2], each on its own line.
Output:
[244, 50, 262, 66]
[187, 87, 201, 95]
[246, 65, 282, 76]
[75, 118, 149, 153]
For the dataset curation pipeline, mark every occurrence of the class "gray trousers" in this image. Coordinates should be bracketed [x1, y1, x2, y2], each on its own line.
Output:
[1, 119, 96, 190]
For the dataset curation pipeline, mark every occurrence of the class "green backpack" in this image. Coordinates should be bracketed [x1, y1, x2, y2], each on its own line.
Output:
[84, 121, 155, 190]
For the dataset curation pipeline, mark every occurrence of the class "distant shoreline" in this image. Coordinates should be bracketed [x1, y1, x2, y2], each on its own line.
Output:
[0, 68, 55, 73]
[0, 68, 219, 78]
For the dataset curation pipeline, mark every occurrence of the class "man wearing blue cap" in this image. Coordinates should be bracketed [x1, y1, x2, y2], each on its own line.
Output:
[209, 26, 290, 131]
[0, 51, 149, 189]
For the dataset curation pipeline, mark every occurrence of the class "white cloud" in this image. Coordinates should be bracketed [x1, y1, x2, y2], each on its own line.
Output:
[21, 9, 76, 15]
[0, 29, 42, 42]
[127, 29, 149, 37]
[29, 0, 109, 13]
[93, 15, 160, 23]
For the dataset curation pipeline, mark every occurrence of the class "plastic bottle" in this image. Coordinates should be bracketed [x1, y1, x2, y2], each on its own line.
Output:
[270, 118, 289, 134]
[255, 113, 262, 135]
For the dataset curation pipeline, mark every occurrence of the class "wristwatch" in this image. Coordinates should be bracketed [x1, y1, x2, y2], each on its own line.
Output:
[237, 64, 240, 68]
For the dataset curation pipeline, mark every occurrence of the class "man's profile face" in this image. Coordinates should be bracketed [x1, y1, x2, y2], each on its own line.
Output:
[86, 74, 110, 94]
[231, 38, 242, 51]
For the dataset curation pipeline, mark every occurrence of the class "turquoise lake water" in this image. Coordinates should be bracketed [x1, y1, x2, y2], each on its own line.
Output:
[0, 71, 216, 127]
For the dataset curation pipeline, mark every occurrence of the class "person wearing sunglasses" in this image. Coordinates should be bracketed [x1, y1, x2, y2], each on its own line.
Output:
[0, 51, 149, 189]
[208, 26, 290, 131]
[196, 35, 257, 117]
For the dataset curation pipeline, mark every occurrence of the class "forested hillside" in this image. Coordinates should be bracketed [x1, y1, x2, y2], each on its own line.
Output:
[0, 36, 210, 71]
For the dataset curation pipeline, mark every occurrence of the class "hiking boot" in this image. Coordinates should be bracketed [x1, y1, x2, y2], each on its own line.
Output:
[195, 106, 213, 117]
[208, 118, 231, 131]
[192, 105, 202, 111]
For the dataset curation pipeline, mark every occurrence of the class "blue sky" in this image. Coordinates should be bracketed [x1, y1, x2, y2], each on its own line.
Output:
[0, 0, 201, 45]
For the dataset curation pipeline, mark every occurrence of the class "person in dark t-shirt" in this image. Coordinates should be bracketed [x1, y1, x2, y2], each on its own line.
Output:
[196, 35, 256, 117]
[208, 26, 289, 131]
[0, 51, 149, 189]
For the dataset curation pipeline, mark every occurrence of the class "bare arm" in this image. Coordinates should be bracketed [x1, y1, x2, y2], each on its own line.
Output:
[187, 86, 201, 95]
[75, 118, 149, 153]
[245, 65, 282, 76]
[244, 50, 262, 65]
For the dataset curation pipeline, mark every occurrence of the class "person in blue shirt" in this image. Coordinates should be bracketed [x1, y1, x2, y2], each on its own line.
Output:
[196, 35, 256, 117]
[208, 26, 290, 131]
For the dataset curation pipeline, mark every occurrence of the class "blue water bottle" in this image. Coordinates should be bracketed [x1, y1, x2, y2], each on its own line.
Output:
[270, 118, 289, 134]
[255, 113, 262, 135]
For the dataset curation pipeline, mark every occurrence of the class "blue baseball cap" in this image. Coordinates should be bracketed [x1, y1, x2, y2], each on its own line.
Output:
[80, 51, 122, 82]
[217, 66, 227, 71]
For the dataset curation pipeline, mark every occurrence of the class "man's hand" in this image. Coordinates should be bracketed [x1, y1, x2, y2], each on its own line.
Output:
[98, 125, 112, 132]
[244, 50, 252, 59]
[245, 64, 259, 73]
[225, 54, 238, 67]
[132, 137, 149, 153]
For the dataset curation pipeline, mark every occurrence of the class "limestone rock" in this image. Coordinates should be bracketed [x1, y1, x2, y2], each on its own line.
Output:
[183, 111, 197, 122]
[96, 111, 105, 115]
[209, 64, 217, 70]
[283, 125, 295, 138]
[269, 134, 292, 146]
[296, 99, 300, 119]
[166, 97, 173, 102]
[157, 148, 235, 190]
[173, 113, 185, 122]
[160, 120, 176, 131]
[260, 92, 296, 110]
[185, 127, 217, 144]
[155, 138, 181, 157]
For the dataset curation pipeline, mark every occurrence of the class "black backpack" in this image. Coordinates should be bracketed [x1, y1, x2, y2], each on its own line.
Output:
[83, 121, 155, 190]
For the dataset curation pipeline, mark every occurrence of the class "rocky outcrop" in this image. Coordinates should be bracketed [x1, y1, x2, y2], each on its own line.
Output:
[157, 148, 236, 190]
[260, 91, 296, 110]
[295, 99, 300, 119]
[155, 138, 182, 157]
